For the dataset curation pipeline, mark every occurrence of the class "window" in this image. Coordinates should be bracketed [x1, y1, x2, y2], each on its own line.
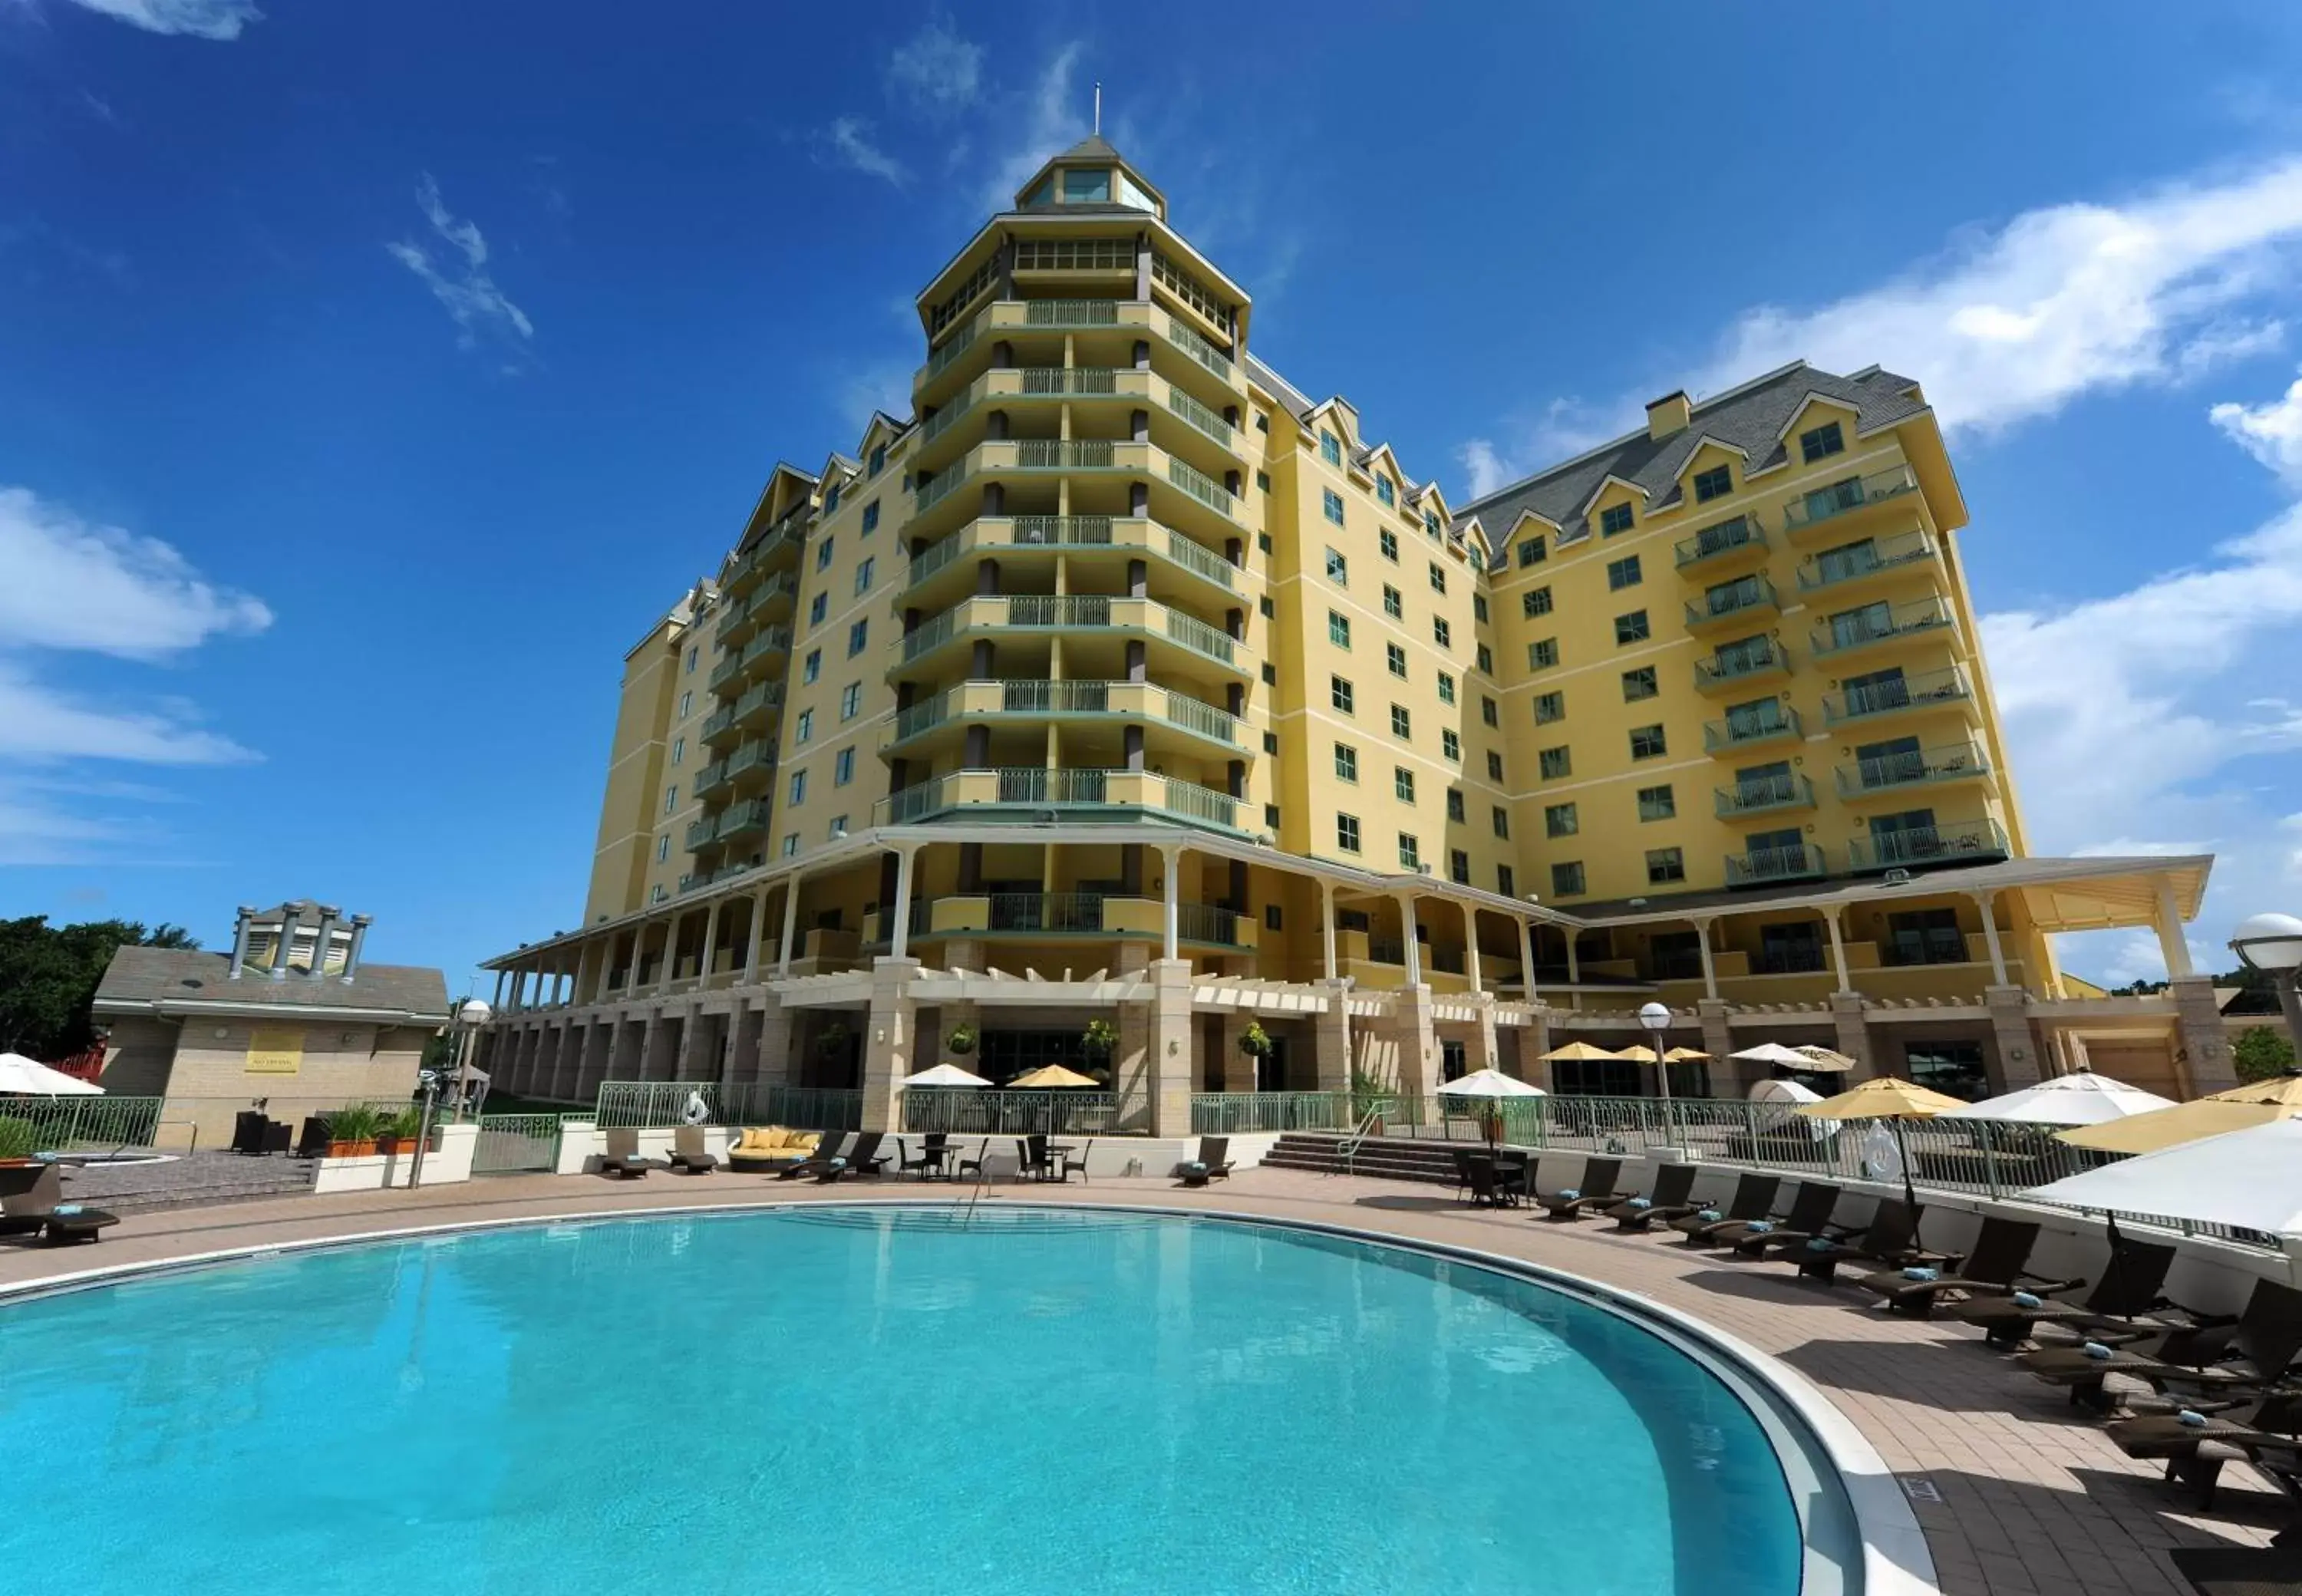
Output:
[1265, 903, 1284, 931]
[1539, 746, 1571, 780]
[1394, 767, 1416, 803]
[829, 814, 848, 838]
[809, 592, 828, 625]
[1255, 470, 1271, 493]
[1331, 674, 1355, 714]
[1427, 561, 1446, 594]
[1620, 666, 1657, 702]
[1545, 802, 1578, 838]
[671, 735, 685, 765]
[1496, 863, 1515, 897]
[1432, 617, 1452, 649]
[1903, 1040, 1988, 1101]
[847, 619, 868, 656]
[1646, 847, 1687, 885]
[684, 645, 698, 672]
[1261, 663, 1277, 684]
[1480, 696, 1499, 727]
[1599, 503, 1635, 537]
[854, 557, 875, 594]
[1390, 704, 1412, 739]
[794, 708, 814, 744]
[1377, 476, 1395, 507]
[829, 748, 853, 786]
[1529, 638, 1559, 669]
[770, 831, 792, 857]
[1799, 420, 1845, 463]
[1440, 728, 1460, 762]
[868, 444, 886, 476]
[1062, 167, 1111, 202]
[663, 783, 677, 815]
[1552, 861, 1586, 896]
[1885, 907, 1967, 967]
[1397, 833, 1420, 869]
[679, 690, 693, 717]
[1449, 849, 1470, 885]
[1614, 610, 1651, 645]
[1606, 554, 1643, 591]
[1328, 611, 1352, 648]
[1337, 813, 1361, 853]
[1334, 743, 1359, 782]
[803, 648, 822, 685]
[1380, 529, 1398, 561]
[1262, 732, 1278, 754]
[839, 683, 862, 721]
[1694, 463, 1732, 503]
[1473, 594, 1489, 624]
[1446, 788, 1466, 822]
[655, 833, 670, 862]
[1436, 671, 1456, 705]
[788, 769, 808, 806]
[1325, 546, 1348, 584]
[1637, 783, 1677, 821]
[1386, 642, 1407, 678]
[1383, 583, 1403, 619]
[816, 536, 835, 571]
[1517, 536, 1547, 567]
[651, 884, 667, 905]
[1425, 512, 1440, 539]
[1257, 532, 1272, 555]
[824, 485, 841, 516]
[1264, 803, 1281, 828]
[1491, 805, 1510, 839]
[1534, 691, 1565, 724]
[861, 501, 879, 534]
[1630, 724, 1667, 760]
[1258, 595, 1275, 619]
[1476, 644, 1493, 674]
[1486, 750, 1504, 780]
[1522, 585, 1554, 618]
[1323, 489, 1346, 526]
[1321, 430, 1341, 466]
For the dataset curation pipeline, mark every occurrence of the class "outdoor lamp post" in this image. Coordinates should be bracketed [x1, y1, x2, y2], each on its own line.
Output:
[1638, 1001, 1681, 1158]
[450, 998, 492, 1124]
[411, 998, 490, 1188]
[2230, 913, 2302, 1050]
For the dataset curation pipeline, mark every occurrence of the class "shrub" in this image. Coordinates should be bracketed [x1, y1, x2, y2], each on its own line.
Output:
[2234, 1025, 2297, 1084]
[322, 1103, 386, 1144]
[945, 1022, 978, 1057]
[1237, 1021, 1272, 1059]
[0, 1116, 41, 1160]
[1080, 1018, 1118, 1059]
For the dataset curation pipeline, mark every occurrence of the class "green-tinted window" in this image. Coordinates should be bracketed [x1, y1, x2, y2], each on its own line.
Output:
[1693, 464, 1732, 502]
[1599, 503, 1634, 537]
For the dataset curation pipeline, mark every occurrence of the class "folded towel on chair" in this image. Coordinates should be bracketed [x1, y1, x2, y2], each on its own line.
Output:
[2011, 1290, 2043, 1309]
[2083, 1341, 2113, 1360]
[2178, 1410, 2208, 1428]
[1901, 1266, 1938, 1281]
[1626, 1198, 1652, 1210]
[51, 1203, 84, 1216]
[1806, 1237, 1834, 1252]
[1746, 1220, 1774, 1234]
[1556, 1189, 1579, 1201]
[1696, 1209, 1723, 1223]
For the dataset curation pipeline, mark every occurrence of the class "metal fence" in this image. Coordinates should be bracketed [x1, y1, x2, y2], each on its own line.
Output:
[901, 1088, 1149, 1136]
[0, 1093, 166, 1150]
[592, 1081, 864, 1131]
[470, 1113, 565, 1175]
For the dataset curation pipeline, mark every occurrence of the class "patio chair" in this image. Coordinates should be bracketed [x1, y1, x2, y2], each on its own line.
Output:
[1948, 1235, 2178, 1348]
[1784, 1199, 1930, 1283]
[1604, 1163, 1699, 1231]
[2024, 1279, 2302, 1413]
[1712, 1181, 1842, 1255]
[955, 1138, 992, 1182]
[597, 1127, 655, 1179]
[1176, 1137, 1231, 1189]
[1855, 1217, 2055, 1319]
[1461, 1155, 1515, 1209]
[1017, 1135, 1054, 1182]
[773, 1131, 852, 1180]
[1492, 1152, 1534, 1205]
[1449, 1146, 1479, 1203]
[293, 1116, 333, 1159]
[1535, 1158, 1621, 1222]
[1057, 1138, 1093, 1184]
[895, 1136, 939, 1178]
[1667, 1174, 1783, 1248]
[665, 1125, 717, 1176]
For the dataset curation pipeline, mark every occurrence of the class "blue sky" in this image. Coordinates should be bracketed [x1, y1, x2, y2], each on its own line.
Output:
[5, 1, 2302, 995]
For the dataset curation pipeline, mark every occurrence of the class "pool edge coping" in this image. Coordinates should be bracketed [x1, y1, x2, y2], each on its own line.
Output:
[0, 1192, 1938, 1595]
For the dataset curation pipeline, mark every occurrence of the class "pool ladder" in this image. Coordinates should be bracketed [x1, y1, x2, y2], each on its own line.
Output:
[1336, 1107, 1384, 1179]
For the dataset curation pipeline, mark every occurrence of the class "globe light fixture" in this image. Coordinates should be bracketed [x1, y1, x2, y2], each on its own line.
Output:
[2229, 912, 2302, 1044]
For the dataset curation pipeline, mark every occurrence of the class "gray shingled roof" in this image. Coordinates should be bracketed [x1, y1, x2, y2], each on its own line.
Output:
[94, 945, 450, 1022]
[1455, 362, 1930, 542]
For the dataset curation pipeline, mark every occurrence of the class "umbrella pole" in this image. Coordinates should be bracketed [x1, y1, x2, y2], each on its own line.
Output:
[1894, 1117, 1923, 1250]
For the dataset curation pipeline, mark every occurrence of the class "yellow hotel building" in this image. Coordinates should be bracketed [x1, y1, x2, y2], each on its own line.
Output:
[480, 137, 2228, 1129]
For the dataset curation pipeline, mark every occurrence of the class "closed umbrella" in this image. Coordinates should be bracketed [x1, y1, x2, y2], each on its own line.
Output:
[2057, 1073, 2302, 1154]
[2024, 1119, 2302, 1247]
[0, 1053, 103, 1095]
[1796, 1077, 1967, 1245]
[1748, 1077, 1832, 1139]
[1941, 1070, 2176, 1128]
[1436, 1067, 1546, 1149]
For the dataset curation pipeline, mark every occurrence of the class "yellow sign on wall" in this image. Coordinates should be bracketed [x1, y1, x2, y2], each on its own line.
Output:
[246, 1027, 305, 1075]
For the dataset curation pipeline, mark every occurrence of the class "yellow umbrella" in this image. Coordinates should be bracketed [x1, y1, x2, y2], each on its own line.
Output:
[2057, 1095, 2302, 1155]
[2208, 1075, 2302, 1106]
[1006, 1064, 1101, 1090]
[1793, 1077, 1967, 1120]
[1539, 1041, 1628, 1062]
[1613, 1044, 1712, 1064]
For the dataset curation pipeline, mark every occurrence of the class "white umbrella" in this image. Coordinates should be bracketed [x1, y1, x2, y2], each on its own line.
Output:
[1731, 1042, 1821, 1070]
[1792, 1044, 1857, 1073]
[1941, 1070, 2177, 1127]
[2023, 1118, 2302, 1242]
[1436, 1068, 1546, 1149]
[899, 1063, 994, 1088]
[0, 1053, 103, 1095]
[1747, 1077, 1833, 1137]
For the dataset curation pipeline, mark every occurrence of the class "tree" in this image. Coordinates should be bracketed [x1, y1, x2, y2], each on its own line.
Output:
[0, 916, 202, 1060]
[2234, 1025, 2297, 1084]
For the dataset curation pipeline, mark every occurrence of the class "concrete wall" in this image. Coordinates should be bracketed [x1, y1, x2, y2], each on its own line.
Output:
[103, 1014, 426, 1151]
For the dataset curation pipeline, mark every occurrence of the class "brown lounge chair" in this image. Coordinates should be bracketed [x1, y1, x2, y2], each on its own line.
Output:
[2104, 1387, 2302, 1510]
[1855, 1216, 2053, 1318]
[2168, 1543, 2302, 1594]
[1727, 1182, 1845, 1258]
[1535, 1158, 1622, 1221]
[1604, 1163, 1699, 1232]
[1667, 1174, 1781, 1247]
[665, 1126, 718, 1176]
[0, 1164, 119, 1245]
[2024, 1279, 2302, 1413]
[1947, 1234, 2178, 1349]
[1176, 1137, 1232, 1188]
[597, 1128, 656, 1179]
[1783, 1199, 1929, 1283]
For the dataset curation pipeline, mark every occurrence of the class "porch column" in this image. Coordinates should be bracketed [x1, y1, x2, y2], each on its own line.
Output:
[1463, 902, 1482, 995]
[622, 925, 645, 999]
[777, 878, 802, 977]
[1822, 907, 1852, 994]
[2152, 878, 2193, 981]
[743, 885, 769, 982]
[1693, 916, 1718, 1000]
[1320, 879, 1338, 982]
[1564, 934, 1578, 987]
[491, 969, 506, 1007]
[697, 902, 721, 988]
[1518, 918, 1539, 1004]
[1396, 893, 1423, 985]
[1973, 890, 2009, 986]
[889, 845, 919, 961]
[654, 912, 682, 995]
[1160, 844, 1183, 961]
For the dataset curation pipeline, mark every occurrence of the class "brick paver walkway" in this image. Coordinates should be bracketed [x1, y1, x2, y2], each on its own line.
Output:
[1, 1163, 2283, 1594]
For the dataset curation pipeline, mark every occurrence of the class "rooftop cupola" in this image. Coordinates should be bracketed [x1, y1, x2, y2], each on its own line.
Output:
[1646, 390, 1692, 440]
[1012, 134, 1166, 221]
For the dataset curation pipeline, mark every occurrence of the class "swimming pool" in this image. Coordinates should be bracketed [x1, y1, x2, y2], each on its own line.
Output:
[1, 1207, 1816, 1593]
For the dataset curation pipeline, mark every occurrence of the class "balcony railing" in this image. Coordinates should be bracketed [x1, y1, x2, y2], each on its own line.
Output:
[683, 817, 717, 852]
[693, 758, 730, 798]
[900, 611, 957, 663]
[874, 768, 1243, 832]
[1165, 528, 1236, 590]
[1017, 439, 1116, 470]
[1023, 298, 1120, 325]
[1811, 595, 1957, 657]
[1797, 529, 1938, 592]
[1822, 665, 1975, 726]
[1782, 463, 1920, 534]
[1725, 843, 1827, 887]
[1713, 773, 1816, 817]
[1164, 315, 1234, 381]
[1014, 514, 1114, 546]
[1673, 515, 1766, 569]
[1166, 455, 1239, 519]
[1166, 384, 1235, 447]
[1684, 575, 1779, 628]
[1837, 741, 1990, 797]
[922, 320, 977, 381]
[918, 387, 978, 446]
[989, 892, 1105, 933]
[899, 594, 1242, 671]
[1694, 637, 1788, 688]
[707, 655, 744, 691]
[714, 797, 771, 839]
[699, 704, 737, 741]
[1002, 679, 1110, 714]
[1847, 818, 2010, 872]
[1021, 366, 1120, 395]
[915, 461, 968, 514]
[1703, 706, 1803, 751]
[1163, 605, 1237, 664]
[890, 680, 1242, 747]
[1008, 594, 1110, 627]
[1161, 690, 1241, 744]
[724, 739, 773, 781]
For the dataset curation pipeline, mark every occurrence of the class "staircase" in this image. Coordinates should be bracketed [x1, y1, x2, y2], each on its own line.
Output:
[58, 1152, 322, 1215]
[1258, 1133, 1465, 1186]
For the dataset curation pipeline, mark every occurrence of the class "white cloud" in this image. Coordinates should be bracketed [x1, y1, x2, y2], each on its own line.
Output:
[887, 19, 981, 116]
[59, 0, 259, 38]
[386, 174, 536, 357]
[833, 358, 915, 436]
[980, 43, 1085, 213]
[0, 486, 271, 658]
[813, 117, 909, 188]
[0, 667, 255, 764]
[2211, 368, 2302, 483]
[1457, 440, 1512, 501]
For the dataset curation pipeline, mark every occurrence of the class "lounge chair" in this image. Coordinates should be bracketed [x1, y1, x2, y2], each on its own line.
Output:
[1536, 1158, 1621, 1222]
[41, 1203, 119, 1245]
[1784, 1199, 1929, 1284]
[1667, 1174, 1784, 1248]
[2104, 1387, 2302, 1510]
[727, 1126, 822, 1172]
[1176, 1137, 1232, 1188]
[1855, 1216, 2053, 1318]
[2024, 1279, 2302, 1413]
[0, 1164, 117, 1245]
[771, 1131, 849, 1180]
[793, 1132, 886, 1182]
[1947, 1235, 2177, 1349]
[1713, 1182, 1842, 1255]
[2168, 1544, 2302, 1594]
[1604, 1163, 1700, 1231]
[665, 1126, 718, 1176]
[597, 1128, 655, 1179]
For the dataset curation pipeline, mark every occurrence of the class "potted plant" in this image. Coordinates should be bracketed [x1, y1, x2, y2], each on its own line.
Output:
[1237, 1021, 1272, 1065]
[0, 1116, 41, 1167]
[1080, 1017, 1118, 1063]
[945, 1021, 978, 1060]
[322, 1103, 385, 1158]
[376, 1105, 427, 1156]
[816, 1020, 853, 1060]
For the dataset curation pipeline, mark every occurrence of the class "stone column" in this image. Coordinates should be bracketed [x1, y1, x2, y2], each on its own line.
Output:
[1832, 992, 1878, 1080]
[1144, 958, 1196, 1136]
[638, 1012, 671, 1081]
[2170, 975, 2238, 1096]
[724, 1001, 760, 1090]
[754, 993, 795, 1086]
[777, 881, 803, 977]
[697, 905, 721, 988]
[1219, 1011, 1257, 1093]
[1314, 981, 1353, 1094]
[1469, 994, 1500, 1075]
[1386, 984, 1438, 1102]
[673, 1001, 707, 1078]
[1981, 986, 2043, 1094]
[859, 959, 922, 1132]
[1697, 998, 1737, 1087]
[1517, 918, 1538, 1003]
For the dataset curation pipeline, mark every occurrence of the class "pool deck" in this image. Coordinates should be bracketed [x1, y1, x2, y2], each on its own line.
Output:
[2, 1164, 2282, 1595]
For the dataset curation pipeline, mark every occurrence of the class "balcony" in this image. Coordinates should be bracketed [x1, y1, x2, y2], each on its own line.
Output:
[1163, 315, 1236, 386]
[752, 570, 800, 621]
[869, 892, 1253, 951]
[1713, 772, 1817, 818]
[707, 653, 744, 692]
[1693, 636, 1790, 694]
[1847, 817, 2010, 873]
[1725, 842, 1828, 888]
[1703, 705, 1803, 754]
[683, 816, 717, 852]
[1796, 529, 1939, 596]
[1684, 575, 1780, 635]
[736, 624, 793, 684]
[714, 797, 771, 842]
[913, 299, 1166, 404]
[1821, 665, 1979, 728]
[1673, 515, 1769, 574]
[712, 588, 757, 646]
[871, 767, 1250, 836]
[1809, 595, 1958, 661]
[1835, 741, 1991, 800]
[1781, 463, 1921, 542]
[699, 703, 739, 747]
[724, 738, 775, 790]
[731, 679, 783, 733]
[883, 678, 1246, 755]
[895, 594, 1246, 678]
[692, 758, 731, 800]
[902, 516, 1236, 608]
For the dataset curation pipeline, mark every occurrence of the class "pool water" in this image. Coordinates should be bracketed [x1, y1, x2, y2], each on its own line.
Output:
[2, 1209, 1804, 1594]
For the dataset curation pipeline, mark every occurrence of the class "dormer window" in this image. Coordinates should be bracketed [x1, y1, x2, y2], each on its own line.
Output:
[1376, 476, 1395, 507]
[1800, 421, 1845, 463]
[1061, 168, 1112, 203]
[1694, 464, 1732, 503]
[1599, 503, 1635, 537]
[1321, 430, 1341, 467]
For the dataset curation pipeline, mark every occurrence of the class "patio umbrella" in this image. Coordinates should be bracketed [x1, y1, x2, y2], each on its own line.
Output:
[1792, 1044, 1857, 1073]
[899, 1063, 994, 1088]
[1730, 1042, 1822, 1070]
[1006, 1064, 1100, 1089]
[2023, 1119, 2302, 1248]
[2056, 1073, 2302, 1155]
[1538, 1041, 1626, 1061]
[1796, 1077, 1966, 1245]
[1747, 1077, 1832, 1138]
[1436, 1067, 1546, 1149]
[1940, 1070, 2176, 1128]
[0, 1053, 103, 1095]
[1611, 1044, 1711, 1063]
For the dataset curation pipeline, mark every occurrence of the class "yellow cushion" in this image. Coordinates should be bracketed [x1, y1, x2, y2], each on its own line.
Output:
[738, 1127, 779, 1152]
[790, 1132, 820, 1154]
